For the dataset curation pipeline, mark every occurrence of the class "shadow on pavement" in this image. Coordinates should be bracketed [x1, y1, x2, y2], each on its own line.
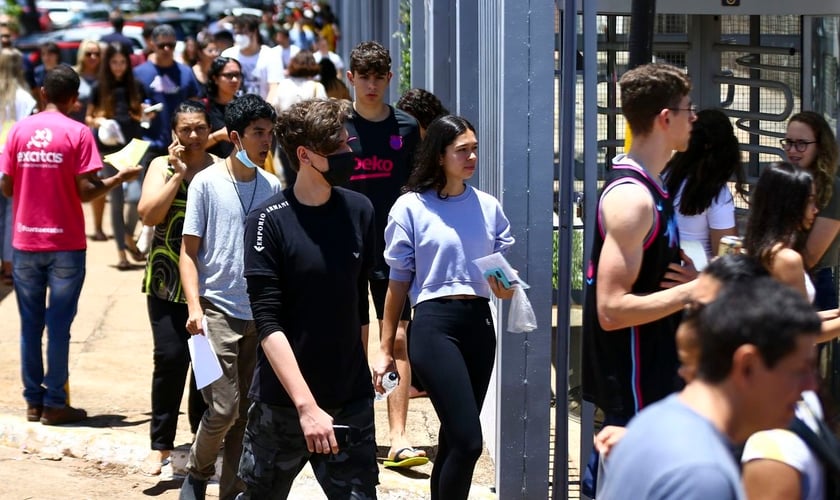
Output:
[141, 478, 182, 496]
[0, 282, 12, 304]
[83, 414, 150, 428]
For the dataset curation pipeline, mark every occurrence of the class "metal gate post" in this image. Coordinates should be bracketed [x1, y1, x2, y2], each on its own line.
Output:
[477, 0, 556, 497]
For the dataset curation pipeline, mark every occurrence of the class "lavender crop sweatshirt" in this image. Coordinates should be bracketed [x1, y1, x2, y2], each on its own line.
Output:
[384, 185, 514, 307]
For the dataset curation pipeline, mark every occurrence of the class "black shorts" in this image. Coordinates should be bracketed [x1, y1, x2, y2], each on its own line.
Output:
[369, 278, 412, 322]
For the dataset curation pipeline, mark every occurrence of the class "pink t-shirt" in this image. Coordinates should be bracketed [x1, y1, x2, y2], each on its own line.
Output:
[0, 110, 102, 251]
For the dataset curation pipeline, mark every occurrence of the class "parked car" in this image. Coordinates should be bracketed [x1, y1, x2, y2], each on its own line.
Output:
[125, 12, 207, 41]
[36, 1, 110, 29]
[15, 24, 145, 66]
[159, 0, 257, 20]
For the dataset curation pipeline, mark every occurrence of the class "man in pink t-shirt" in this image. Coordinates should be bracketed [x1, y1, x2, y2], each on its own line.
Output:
[0, 65, 142, 426]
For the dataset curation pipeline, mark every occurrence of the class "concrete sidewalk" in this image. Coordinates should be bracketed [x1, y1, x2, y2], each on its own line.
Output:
[0, 205, 498, 499]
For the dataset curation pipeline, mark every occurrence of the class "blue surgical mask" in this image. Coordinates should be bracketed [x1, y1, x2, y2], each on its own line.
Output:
[235, 137, 260, 169]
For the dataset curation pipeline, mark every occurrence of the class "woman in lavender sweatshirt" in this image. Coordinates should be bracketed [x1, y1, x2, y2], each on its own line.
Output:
[373, 115, 515, 500]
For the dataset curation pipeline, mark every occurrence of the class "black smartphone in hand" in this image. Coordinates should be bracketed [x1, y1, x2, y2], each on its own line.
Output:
[332, 424, 361, 449]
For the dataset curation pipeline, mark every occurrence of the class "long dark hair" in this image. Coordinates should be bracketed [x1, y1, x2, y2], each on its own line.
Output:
[664, 109, 747, 215]
[404, 114, 475, 197]
[205, 56, 241, 100]
[744, 162, 814, 271]
[98, 41, 142, 119]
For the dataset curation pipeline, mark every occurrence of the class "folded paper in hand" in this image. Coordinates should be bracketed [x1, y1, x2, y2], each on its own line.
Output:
[187, 316, 223, 390]
[103, 138, 150, 171]
[680, 240, 708, 272]
[472, 252, 529, 289]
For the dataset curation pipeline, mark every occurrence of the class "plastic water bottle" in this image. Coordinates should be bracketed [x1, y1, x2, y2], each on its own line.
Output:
[374, 371, 399, 401]
[141, 99, 154, 129]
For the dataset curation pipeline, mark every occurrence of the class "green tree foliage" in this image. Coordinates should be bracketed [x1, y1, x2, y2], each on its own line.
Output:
[394, 0, 410, 95]
[138, 0, 162, 13]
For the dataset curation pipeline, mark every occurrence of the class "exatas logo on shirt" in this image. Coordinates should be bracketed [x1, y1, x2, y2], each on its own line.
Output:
[18, 128, 63, 164]
[26, 128, 52, 149]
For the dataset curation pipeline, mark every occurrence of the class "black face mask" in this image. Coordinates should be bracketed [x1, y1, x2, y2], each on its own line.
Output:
[317, 151, 356, 187]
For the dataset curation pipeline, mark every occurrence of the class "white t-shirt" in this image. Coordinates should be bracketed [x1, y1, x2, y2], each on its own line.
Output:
[313, 50, 345, 74]
[271, 78, 326, 113]
[673, 180, 735, 257]
[742, 391, 825, 500]
[272, 44, 300, 68]
[220, 45, 283, 99]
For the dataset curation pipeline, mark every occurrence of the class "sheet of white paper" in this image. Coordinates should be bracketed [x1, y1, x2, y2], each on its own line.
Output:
[680, 240, 708, 272]
[188, 317, 223, 390]
[472, 252, 529, 289]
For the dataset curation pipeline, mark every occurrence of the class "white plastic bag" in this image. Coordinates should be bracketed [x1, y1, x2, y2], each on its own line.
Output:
[507, 285, 537, 333]
[97, 118, 126, 146]
[136, 224, 155, 255]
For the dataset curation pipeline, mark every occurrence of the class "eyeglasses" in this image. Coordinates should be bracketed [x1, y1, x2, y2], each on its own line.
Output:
[85, 51, 100, 57]
[667, 104, 698, 115]
[220, 72, 242, 80]
[780, 138, 817, 152]
[176, 125, 209, 135]
[156, 42, 176, 50]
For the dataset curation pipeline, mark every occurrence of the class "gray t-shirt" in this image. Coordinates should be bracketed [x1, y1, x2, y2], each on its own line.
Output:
[183, 163, 282, 319]
[598, 394, 745, 500]
[816, 175, 840, 270]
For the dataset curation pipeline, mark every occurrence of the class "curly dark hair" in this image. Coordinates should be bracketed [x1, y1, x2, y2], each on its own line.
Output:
[349, 40, 390, 76]
[404, 114, 475, 197]
[620, 63, 691, 137]
[788, 111, 839, 209]
[275, 98, 352, 172]
[206, 56, 241, 100]
[664, 109, 747, 216]
[396, 88, 449, 130]
[744, 162, 814, 272]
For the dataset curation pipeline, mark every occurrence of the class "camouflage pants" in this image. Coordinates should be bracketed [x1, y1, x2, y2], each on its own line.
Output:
[238, 398, 378, 499]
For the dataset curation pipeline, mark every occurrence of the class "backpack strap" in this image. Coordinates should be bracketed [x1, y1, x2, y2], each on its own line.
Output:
[789, 416, 840, 499]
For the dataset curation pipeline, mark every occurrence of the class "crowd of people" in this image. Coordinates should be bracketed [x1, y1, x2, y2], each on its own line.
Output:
[0, 5, 507, 498]
[583, 63, 840, 500]
[3, 2, 840, 499]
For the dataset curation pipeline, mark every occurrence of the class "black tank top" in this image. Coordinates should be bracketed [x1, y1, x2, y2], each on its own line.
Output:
[582, 158, 683, 418]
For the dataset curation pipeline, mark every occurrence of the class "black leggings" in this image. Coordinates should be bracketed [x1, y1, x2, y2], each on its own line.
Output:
[147, 295, 208, 449]
[409, 298, 496, 500]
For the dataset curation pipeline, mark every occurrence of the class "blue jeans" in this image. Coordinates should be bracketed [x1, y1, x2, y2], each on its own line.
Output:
[13, 249, 86, 408]
[0, 194, 12, 261]
[582, 413, 630, 498]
